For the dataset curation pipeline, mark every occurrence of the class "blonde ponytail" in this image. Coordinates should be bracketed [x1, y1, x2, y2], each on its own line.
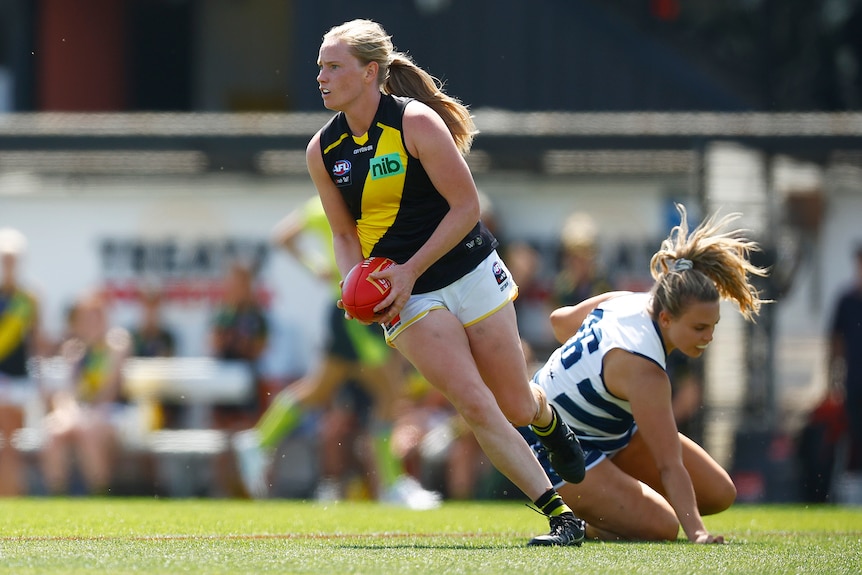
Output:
[324, 19, 477, 154]
[649, 204, 769, 322]
[383, 54, 476, 154]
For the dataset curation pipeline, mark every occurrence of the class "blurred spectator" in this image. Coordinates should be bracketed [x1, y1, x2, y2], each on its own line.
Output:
[506, 240, 556, 358]
[477, 191, 504, 250]
[40, 292, 131, 495]
[130, 289, 176, 358]
[828, 244, 862, 475]
[209, 262, 269, 430]
[129, 289, 179, 428]
[396, 374, 494, 501]
[0, 228, 47, 495]
[551, 211, 613, 307]
[209, 262, 269, 498]
[667, 352, 705, 445]
[796, 386, 846, 503]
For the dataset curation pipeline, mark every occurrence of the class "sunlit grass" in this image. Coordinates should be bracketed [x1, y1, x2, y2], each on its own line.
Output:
[0, 499, 859, 574]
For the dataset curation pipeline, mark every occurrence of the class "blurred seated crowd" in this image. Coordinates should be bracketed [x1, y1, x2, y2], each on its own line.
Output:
[0, 211, 712, 504]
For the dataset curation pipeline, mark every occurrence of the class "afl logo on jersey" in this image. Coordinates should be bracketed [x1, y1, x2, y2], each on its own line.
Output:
[332, 159, 352, 186]
[333, 159, 351, 176]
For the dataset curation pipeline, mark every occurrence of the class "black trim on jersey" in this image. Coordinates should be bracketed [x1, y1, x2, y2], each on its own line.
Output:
[319, 94, 497, 293]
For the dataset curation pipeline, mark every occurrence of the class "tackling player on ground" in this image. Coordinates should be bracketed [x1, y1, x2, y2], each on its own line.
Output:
[523, 203, 767, 543]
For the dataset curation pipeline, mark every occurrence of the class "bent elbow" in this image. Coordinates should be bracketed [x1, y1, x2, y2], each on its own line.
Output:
[549, 308, 571, 343]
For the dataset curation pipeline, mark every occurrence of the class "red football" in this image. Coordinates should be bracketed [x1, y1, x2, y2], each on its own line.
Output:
[341, 256, 396, 322]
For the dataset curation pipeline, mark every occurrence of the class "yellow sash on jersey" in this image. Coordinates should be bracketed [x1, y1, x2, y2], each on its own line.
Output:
[357, 124, 407, 258]
[0, 292, 34, 362]
[78, 346, 110, 403]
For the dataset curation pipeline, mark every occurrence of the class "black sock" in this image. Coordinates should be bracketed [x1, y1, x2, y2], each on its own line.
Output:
[532, 407, 558, 436]
[533, 488, 572, 517]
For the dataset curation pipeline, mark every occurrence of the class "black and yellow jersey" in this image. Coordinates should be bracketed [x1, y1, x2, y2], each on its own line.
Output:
[318, 94, 496, 294]
[0, 288, 37, 377]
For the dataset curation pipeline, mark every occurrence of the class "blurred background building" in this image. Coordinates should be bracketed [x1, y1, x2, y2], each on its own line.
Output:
[1, 0, 862, 502]
[2, 0, 862, 113]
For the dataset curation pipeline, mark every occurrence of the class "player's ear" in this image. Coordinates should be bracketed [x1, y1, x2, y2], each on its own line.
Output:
[365, 61, 378, 82]
[658, 309, 672, 329]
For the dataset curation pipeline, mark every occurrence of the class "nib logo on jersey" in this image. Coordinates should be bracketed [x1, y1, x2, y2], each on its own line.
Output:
[370, 153, 405, 180]
[332, 159, 352, 186]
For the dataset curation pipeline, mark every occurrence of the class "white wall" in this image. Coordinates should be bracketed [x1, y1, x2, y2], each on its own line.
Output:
[478, 172, 689, 245]
[0, 173, 326, 379]
[2, 158, 859, 399]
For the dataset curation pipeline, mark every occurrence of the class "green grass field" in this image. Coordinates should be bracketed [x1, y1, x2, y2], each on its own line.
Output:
[0, 498, 860, 574]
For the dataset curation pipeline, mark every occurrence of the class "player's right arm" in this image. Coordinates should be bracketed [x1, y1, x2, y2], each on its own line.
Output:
[306, 131, 364, 282]
[271, 208, 330, 281]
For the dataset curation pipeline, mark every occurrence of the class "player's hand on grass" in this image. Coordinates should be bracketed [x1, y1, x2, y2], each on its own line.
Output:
[693, 530, 725, 544]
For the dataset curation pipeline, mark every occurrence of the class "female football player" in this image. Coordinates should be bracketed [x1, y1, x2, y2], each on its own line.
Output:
[307, 19, 585, 546]
[524, 203, 767, 543]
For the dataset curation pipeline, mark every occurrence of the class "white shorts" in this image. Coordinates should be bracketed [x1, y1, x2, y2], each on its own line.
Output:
[382, 250, 518, 344]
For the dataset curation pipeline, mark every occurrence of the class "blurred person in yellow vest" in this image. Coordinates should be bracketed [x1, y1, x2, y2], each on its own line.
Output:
[41, 291, 130, 495]
[0, 228, 48, 495]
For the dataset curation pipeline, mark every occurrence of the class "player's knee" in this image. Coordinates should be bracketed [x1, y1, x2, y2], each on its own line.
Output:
[623, 508, 681, 541]
[588, 513, 680, 542]
[499, 400, 536, 428]
[650, 518, 683, 542]
[493, 385, 542, 427]
[450, 392, 502, 430]
[700, 478, 736, 515]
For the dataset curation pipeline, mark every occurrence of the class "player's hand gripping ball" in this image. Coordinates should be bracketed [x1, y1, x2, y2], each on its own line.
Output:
[341, 256, 396, 322]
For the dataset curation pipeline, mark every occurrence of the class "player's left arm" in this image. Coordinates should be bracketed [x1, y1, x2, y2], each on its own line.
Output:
[608, 351, 723, 544]
[370, 102, 480, 325]
[549, 291, 631, 343]
[401, 101, 480, 278]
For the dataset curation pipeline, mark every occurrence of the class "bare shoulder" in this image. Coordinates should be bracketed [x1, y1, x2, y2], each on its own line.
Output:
[403, 100, 449, 135]
[403, 98, 438, 120]
[305, 130, 328, 177]
[603, 348, 669, 401]
[306, 129, 323, 157]
[402, 100, 458, 159]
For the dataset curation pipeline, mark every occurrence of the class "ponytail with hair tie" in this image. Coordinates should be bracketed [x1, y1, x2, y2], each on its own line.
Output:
[672, 258, 693, 272]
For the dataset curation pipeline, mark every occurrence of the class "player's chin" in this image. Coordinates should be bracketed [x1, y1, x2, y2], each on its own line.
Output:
[678, 346, 705, 358]
[321, 95, 339, 111]
[689, 346, 708, 357]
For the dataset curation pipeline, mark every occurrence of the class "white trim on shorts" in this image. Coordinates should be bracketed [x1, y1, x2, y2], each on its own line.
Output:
[382, 250, 518, 345]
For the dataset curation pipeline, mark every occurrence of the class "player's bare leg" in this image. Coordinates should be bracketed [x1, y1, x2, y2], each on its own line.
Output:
[466, 303, 585, 484]
[394, 309, 583, 545]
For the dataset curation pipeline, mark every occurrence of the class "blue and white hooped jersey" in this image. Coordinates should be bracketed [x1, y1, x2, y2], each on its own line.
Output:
[533, 292, 668, 456]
